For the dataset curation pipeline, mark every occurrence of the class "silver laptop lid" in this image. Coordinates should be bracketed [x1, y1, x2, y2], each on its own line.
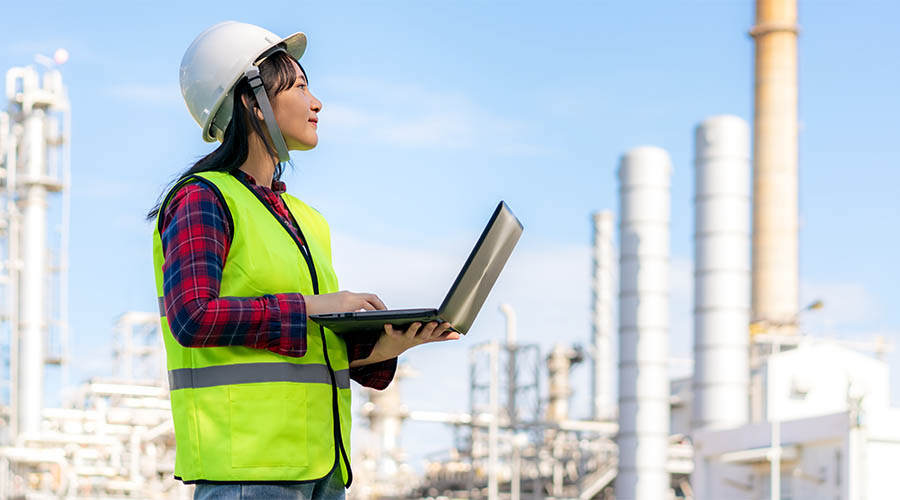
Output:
[438, 201, 523, 334]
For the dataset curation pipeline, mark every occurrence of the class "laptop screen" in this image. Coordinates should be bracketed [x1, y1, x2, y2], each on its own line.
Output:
[437, 201, 523, 334]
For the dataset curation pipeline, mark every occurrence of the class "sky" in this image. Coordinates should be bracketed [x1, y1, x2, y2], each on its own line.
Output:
[1, 0, 899, 477]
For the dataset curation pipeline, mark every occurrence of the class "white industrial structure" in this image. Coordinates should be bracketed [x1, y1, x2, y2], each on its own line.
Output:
[590, 212, 615, 422]
[692, 337, 897, 500]
[615, 147, 672, 500]
[691, 115, 751, 432]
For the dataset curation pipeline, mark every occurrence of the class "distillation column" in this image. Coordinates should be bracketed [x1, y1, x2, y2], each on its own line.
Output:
[4, 66, 69, 438]
[616, 147, 671, 500]
[546, 344, 582, 423]
[19, 96, 48, 438]
[692, 115, 751, 432]
[750, 0, 799, 334]
[591, 211, 615, 421]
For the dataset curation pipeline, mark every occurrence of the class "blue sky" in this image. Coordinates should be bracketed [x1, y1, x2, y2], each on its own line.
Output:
[2, 0, 898, 473]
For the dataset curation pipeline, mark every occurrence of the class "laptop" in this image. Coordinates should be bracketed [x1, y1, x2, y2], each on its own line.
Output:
[310, 201, 523, 336]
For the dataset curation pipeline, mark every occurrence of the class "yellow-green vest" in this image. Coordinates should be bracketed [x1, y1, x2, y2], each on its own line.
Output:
[151, 171, 352, 485]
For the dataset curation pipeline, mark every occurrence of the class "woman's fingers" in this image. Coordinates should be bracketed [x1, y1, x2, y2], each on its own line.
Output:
[416, 321, 439, 339]
[339, 291, 385, 312]
[365, 294, 387, 311]
[424, 323, 453, 341]
[434, 322, 453, 340]
[404, 322, 422, 339]
[439, 330, 461, 341]
[381, 321, 460, 348]
[424, 322, 444, 340]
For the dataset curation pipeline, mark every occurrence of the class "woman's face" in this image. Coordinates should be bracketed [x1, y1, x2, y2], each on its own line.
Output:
[271, 59, 322, 151]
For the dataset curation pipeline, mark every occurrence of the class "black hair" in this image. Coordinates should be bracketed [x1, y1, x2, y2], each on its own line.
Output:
[145, 49, 306, 222]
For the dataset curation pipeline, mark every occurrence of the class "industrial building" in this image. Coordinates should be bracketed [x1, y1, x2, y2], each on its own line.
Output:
[0, 0, 896, 498]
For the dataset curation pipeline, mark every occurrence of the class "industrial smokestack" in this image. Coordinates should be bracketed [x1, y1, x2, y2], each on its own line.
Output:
[750, 0, 800, 334]
[591, 211, 614, 421]
[692, 115, 751, 431]
[616, 146, 671, 500]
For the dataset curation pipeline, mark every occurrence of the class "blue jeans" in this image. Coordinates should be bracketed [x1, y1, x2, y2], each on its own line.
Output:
[192, 468, 346, 500]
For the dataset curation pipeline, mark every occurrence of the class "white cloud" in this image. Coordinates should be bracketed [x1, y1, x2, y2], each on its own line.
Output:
[318, 77, 546, 156]
[104, 83, 181, 106]
[324, 103, 370, 128]
[75, 178, 145, 200]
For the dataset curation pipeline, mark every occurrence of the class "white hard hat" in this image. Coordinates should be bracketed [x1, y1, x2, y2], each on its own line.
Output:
[179, 21, 307, 146]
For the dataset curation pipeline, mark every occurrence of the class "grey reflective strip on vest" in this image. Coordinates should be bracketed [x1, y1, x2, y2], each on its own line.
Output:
[167, 363, 350, 390]
[158, 296, 166, 317]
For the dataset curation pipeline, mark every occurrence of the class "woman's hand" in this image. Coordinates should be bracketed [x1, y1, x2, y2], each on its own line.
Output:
[349, 321, 460, 368]
[302, 290, 387, 315]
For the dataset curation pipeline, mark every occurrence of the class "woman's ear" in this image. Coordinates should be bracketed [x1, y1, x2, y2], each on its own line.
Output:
[240, 94, 265, 121]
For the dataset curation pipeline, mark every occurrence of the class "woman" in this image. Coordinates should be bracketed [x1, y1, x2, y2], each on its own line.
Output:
[147, 21, 458, 500]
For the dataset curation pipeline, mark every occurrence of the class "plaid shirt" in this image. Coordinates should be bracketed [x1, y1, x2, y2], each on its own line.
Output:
[159, 169, 396, 390]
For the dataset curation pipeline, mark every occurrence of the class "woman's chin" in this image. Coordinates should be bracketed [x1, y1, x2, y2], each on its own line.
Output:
[289, 139, 318, 151]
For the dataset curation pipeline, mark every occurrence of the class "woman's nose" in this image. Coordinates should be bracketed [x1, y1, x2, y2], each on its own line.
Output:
[311, 94, 323, 113]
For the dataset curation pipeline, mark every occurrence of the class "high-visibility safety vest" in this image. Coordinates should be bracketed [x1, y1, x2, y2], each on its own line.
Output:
[151, 170, 352, 485]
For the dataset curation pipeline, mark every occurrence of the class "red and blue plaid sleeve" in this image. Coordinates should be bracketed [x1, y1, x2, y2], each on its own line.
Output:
[159, 181, 308, 357]
[345, 335, 398, 390]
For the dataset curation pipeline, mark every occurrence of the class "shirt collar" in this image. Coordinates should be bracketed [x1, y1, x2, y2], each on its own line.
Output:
[232, 169, 287, 195]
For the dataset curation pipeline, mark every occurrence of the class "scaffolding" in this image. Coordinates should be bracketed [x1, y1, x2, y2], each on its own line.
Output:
[0, 60, 71, 442]
[355, 305, 623, 500]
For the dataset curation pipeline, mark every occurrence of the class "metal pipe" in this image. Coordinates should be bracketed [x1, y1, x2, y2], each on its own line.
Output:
[591, 211, 615, 421]
[511, 434, 521, 500]
[769, 419, 781, 500]
[0, 112, 8, 424]
[488, 340, 499, 500]
[5, 120, 19, 441]
[750, 0, 800, 334]
[692, 115, 751, 432]
[616, 146, 672, 500]
[500, 304, 516, 346]
[500, 304, 518, 425]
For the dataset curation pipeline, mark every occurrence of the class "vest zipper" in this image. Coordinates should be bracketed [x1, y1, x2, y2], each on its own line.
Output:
[234, 174, 353, 486]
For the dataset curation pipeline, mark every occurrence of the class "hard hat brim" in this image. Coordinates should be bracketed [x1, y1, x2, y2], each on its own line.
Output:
[202, 31, 308, 143]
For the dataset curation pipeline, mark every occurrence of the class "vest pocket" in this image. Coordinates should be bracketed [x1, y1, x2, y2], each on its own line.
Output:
[229, 384, 308, 468]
